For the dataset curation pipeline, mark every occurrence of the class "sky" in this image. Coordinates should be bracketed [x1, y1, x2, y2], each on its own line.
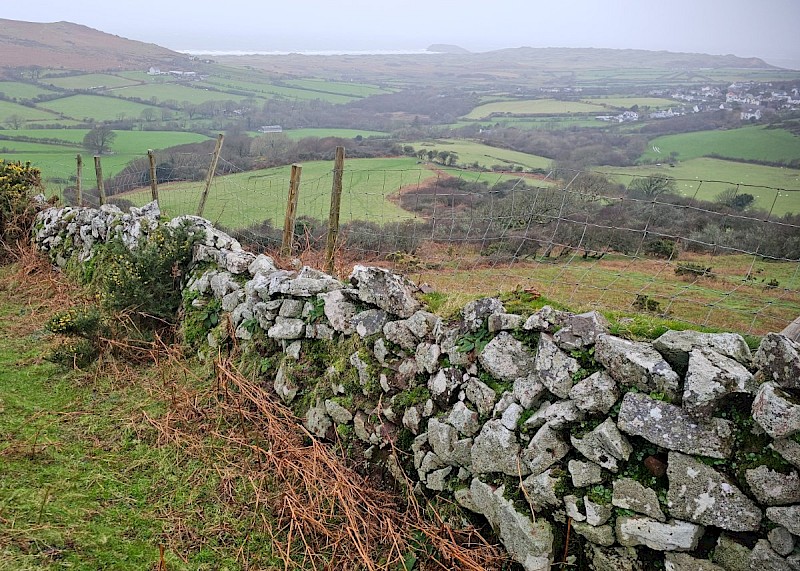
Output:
[4, 0, 800, 68]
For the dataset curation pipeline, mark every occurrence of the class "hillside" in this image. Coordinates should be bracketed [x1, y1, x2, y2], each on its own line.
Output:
[0, 19, 188, 72]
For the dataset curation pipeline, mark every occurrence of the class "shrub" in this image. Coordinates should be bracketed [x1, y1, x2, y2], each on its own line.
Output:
[674, 262, 714, 280]
[0, 160, 43, 251]
[633, 294, 662, 313]
[644, 239, 679, 259]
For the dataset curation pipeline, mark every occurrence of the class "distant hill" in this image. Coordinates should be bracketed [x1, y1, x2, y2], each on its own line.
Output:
[0, 19, 188, 72]
[427, 44, 471, 55]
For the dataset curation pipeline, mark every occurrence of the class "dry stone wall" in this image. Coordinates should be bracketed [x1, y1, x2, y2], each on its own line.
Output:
[34, 202, 800, 571]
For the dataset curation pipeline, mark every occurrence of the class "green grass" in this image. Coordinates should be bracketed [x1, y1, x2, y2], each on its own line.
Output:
[197, 79, 356, 104]
[601, 158, 800, 216]
[41, 74, 141, 90]
[581, 97, 677, 109]
[282, 79, 393, 98]
[463, 99, 608, 119]
[0, 81, 60, 101]
[641, 126, 800, 164]
[409, 139, 552, 170]
[111, 82, 256, 105]
[0, 101, 60, 123]
[120, 157, 434, 228]
[282, 128, 390, 140]
[37, 95, 162, 123]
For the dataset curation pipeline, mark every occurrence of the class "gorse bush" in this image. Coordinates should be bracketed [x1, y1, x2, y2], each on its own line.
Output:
[0, 160, 42, 251]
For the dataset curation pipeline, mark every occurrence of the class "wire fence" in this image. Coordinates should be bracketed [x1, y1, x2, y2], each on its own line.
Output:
[32, 147, 800, 336]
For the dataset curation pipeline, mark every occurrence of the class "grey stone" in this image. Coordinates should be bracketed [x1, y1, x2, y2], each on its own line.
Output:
[521, 469, 562, 511]
[521, 424, 570, 476]
[304, 401, 332, 438]
[522, 401, 551, 432]
[564, 494, 586, 521]
[500, 402, 524, 431]
[493, 391, 518, 417]
[425, 466, 452, 491]
[471, 420, 525, 476]
[428, 367, 462, 405]
[683, 348, 755, 415]
[523, 305, 567, 333]
[462, 297, 505, 332]
[615, 516, 704, 551]
[447, 401, 480, 437]
[612, 478, 666, 521]
[654, 329, 752, 375]
[306, 323, 334, 340]
[712, 534, 752, 571]
[573, 522, 615, 547]
[585, 497, 613, 527]
[571, 418, 632, 472]
[745, 465, 800, 506]
[513, 376, 546, 410]
[274, 361, 298, 403]
[469, 479, 554, 571]
[383, 320, 418, 351]
[755, 333, 800, 390]
[752, 382, 800, 439]
[667, 452, 762, 532]
[749, 539, 792, 571]
[772, 438, 800, 470]
[595, 334, 680, 400]
[464, 378, 497, 417]
[454, 487, 478, 513]
[769, 526, 796, 557]
[406, 310, 440, 339]
[278, 267, 342, 297]
[415, 342, 441, 374]
[418, 451, 444, 479]
[402, 406, 422, 434]
[618, 392, 734, 458]
[225, 250, 255, 274]
[352, 309, 389, 337]
[349, 265, 421, 318]
[553, 310, 609, 350]
[324, 400, 353, 424]
[488, 313, 524, 332]
[349, 352, 372, 392]
[479, 332, 537, 383]
[318, 289, 356, 334]
[569, 371, 619, 414]
[279, 298, 305, 318]
[534, 334, 580, 399]
[568, 460, 603, 488]
[210, 271, 239, 299]
[248, 254, 276, 276]
[766, 505, 800, 536]
[586, 545, 643, 571]
[285, 341, 302, 361]
[544, 400, 584, 429]
[664, 553, 725, 571]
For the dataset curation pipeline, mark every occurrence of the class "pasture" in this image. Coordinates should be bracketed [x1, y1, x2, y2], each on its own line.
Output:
[283, 128, 390, 140]
[119, 157, 435, 229]
[0, 100, 60, 122]
[641, 126, 800, 164]
[602, 158, 800, 216]
[282, 79, 393, 98]
[409, 139, 551, 170]
[463, 99, 608, 119]
[198, 79, 356, 104]
[37, 95, 162, 122]
[41, 73, 140, 90]
[0, 80, 60, 101]
[112, 83, 255, 105]
[581, 96, 677, 108]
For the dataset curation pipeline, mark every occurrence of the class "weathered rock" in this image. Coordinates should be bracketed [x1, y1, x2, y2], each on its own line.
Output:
[471, 420, 525, 476]
[569, 371, 619, 414]
[523, 305, 566, 333]
[664, 553, 725, 571]
[745, 465, 800, 506]
[595, 334, 680, 400]
[479, 332, 537, 383]
[612, 478, 666, 521]
[428, 367, 462, 405]
[683, 348, 755, 415]
[766, 505, 800, 536]
[564, 494, 586, 521]
[469, 479, 554, 571]
[424, 466, 452, 491]
[568, 459, 603, 488]
[521, 469, 562, 511]
[324, 400, 353, 424]
[352, 309, 389, 337]
[585, 497, 613, 527]
[513, 376, 546, 410]
[464, 378, 497, 417]
[500, 402, 524, 431]
[571, 418, 632, 472]
[749, 539, 792, 571]
[772, 438, 800, 470]
[248, 254, 276, 276]
[383, 319, 418, 351]
[544, 400, 584, 429]
[224, 250, 256, 274]
[553, 310, 609, 350]
[522, 400, 551, 432]
[754, 333, 800, 390]
[406, 310, 439, 339]
[318, 289, 356, 334]
[752, 382, 800, 439]
[274, 361, 298, 403]
[533, 334, 580, 399]
[616, 516, 703, 551]
[462, 297, 505, 332]
[769, 526, 796, 557]
[304, 401, 332, 438]
[522, 424, 570, 476]
[349, 265, 421, 318]
[488, 313, 523, 333]
[402, 406, 422, 434]
[415, 342, 441, 374]
[573, 522, 615, 547]
[667, 452, 763, 531]
[586, 545, 643, 571]
[279, 298, 305, 318]
[447, 401, 480, 437]
[618, 392, 734, 458]
[712, 534, 751, 571]
[654, 329, 752, 375]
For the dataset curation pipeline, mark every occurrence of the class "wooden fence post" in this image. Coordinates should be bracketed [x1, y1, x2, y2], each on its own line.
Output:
[281, 164, 303, 256]
[324, 146, 345, 275]
[94, 156, 106, 206]
[196, 133, 224, 217]
[147, 149, 159, 205]
[75, 154, 82, 206]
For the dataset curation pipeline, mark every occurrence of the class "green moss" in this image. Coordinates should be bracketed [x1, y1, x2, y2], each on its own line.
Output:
[497, 289, 567, 316]
[392, 386, 431, 410]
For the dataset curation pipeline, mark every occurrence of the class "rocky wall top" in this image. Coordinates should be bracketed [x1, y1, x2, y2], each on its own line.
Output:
[34, 202, 800, 571]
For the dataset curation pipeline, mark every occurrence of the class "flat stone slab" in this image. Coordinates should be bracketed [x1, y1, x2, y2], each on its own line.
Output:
[479, 332, 537, 383]
[533, 334, 579, 399]
[618, 392, 734, 458]
[595, 334, 680, 400]
[612, 478, 666, 521]
[654, 329, 752, 375]
[615, 516, 704, 551]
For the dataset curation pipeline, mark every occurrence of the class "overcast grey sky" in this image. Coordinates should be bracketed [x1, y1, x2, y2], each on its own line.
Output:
[4, 0, 800, 68]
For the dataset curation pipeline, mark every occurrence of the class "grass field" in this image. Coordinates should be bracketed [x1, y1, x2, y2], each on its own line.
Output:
[0, 81, 60, 101]
[112, 83, 255, 105]
[282, 79, 393, 98]
[41, 73, 141, 90]
[409, 139, 552, 170]
[601, 158, 800, 216]
[283, 128, 390, 140]
[0, 100, 60, 123]
[581, 96, 677, 109]
[120, 157, 435, 228]
[641, 126, 800, 164]
[463, 99, 608, 119]
[37, 95, 162, 122]
[198, 79, 356, 104]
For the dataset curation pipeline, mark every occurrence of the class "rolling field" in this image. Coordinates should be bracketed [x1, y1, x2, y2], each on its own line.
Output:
[0, 80, 60, 100]
[112, 82, 256, 105]
[41, 73, 141, 90]
[119, 157, 436, 229]
[641, 126, 800, 163]
[282, 79, 393, 98]
[198, 79, 356, 104]
[581, 96, 677, 108]
[282, 128, 390, 140]
[463, 99, 608, 119]
[37, 95, 162, 122]
[0, 100, 59, 122]
[602, 158, 800, 216]
[410, 139, 551, 170]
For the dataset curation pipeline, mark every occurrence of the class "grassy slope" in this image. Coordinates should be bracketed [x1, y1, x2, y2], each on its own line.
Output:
[0, 100, 60, 122]
[409, 139, 551, 170]
[0, 81, 60, 100]
[463, 99, 608, 119]
[41, 73, 141, 90]
[37, 95, 162, 122]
